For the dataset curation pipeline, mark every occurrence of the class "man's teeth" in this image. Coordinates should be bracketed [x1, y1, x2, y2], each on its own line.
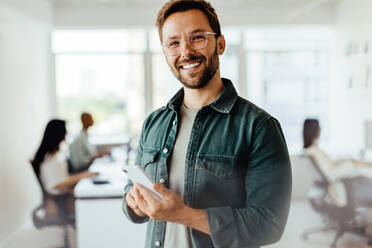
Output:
[182, 62, 200, 69]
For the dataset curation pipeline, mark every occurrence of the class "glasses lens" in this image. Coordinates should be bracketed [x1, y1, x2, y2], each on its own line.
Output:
[163, 41, 179, 55]
[189, 33, 208, 50]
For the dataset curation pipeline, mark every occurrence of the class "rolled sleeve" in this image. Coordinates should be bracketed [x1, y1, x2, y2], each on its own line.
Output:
[122, 123, 149, 223]
[206, 117, 292, 247]
[122, 179, 149, 223]
[206, 207, 240, 247]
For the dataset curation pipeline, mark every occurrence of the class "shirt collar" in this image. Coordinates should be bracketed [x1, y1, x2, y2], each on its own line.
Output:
[167, 78, 238, 114]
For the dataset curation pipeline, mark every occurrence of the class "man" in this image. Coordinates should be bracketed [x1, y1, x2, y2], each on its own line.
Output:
[122, 0, 292, 247]
[69, 113, 106, 173]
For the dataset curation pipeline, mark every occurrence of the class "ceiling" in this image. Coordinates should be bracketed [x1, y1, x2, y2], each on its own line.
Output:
[50, 0, 339, 26]
[50, 0, 338, 10]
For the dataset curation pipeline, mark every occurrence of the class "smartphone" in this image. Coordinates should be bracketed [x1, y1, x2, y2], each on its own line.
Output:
[122, 165, 163, 200]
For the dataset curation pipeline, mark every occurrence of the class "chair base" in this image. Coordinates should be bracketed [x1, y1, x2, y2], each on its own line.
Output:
[303, 223, 372, 247]
[63, 225, 71, 248]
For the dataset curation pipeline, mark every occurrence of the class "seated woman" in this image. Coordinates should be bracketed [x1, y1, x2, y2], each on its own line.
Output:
[303, 118, 372, 206]
[31, 119, 98, 219]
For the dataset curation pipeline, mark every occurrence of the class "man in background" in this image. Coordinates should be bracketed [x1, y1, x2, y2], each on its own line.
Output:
[69, 112, 108, 173]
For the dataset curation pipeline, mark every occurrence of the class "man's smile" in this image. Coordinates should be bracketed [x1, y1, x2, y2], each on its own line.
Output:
[178, 59, 204, 74]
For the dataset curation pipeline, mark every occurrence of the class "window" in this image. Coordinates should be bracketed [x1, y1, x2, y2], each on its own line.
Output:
[53, 30, 145, 137]
[245, 27, 331, 153]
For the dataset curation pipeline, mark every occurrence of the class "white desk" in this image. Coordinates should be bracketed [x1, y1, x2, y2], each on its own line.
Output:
[74, 160, 147, 248]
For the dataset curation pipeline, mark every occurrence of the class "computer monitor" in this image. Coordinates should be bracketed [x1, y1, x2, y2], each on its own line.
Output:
[365, 120, 372, 151]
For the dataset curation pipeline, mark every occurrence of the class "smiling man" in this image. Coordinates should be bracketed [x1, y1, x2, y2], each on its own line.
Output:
[122, 1, 292, 247]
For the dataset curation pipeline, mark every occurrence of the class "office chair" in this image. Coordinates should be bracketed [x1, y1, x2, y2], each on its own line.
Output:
[301, 154, 372, 247]
[31, 164, 75, 248]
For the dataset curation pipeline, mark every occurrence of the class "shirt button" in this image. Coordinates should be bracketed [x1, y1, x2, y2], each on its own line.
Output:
[163, 148, 168, 154]
[159, 178, 166, 184]
[173, 120, 177, 126]
[154, 241, 161, 247]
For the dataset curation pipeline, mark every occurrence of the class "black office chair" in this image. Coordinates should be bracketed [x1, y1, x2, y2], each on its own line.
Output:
[31, 164, 75, 248]
[301, 154, 372, 247]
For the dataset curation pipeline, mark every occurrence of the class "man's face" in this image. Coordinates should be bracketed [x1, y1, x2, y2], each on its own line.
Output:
[161, 9, 224, 89]
[88, 115, 94, 127]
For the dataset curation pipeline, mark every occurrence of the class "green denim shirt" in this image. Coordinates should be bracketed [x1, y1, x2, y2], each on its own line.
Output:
[122, 78, 292, 248]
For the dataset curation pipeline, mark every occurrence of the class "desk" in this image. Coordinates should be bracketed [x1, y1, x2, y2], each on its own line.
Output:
[74, 160, 147, 248]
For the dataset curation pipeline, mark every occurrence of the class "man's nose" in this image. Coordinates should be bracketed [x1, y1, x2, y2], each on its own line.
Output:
[179, 40, 193, 58]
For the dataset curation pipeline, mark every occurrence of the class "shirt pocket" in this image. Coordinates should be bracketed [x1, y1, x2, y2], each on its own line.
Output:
[196, 154, 244, 179]
[194, 154, 246, 208]
[141, 147, 160, 181]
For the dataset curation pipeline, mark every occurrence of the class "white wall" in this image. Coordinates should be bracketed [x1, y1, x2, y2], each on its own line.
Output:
[0, 0, 53, 242]
[328, 0, 372, 155]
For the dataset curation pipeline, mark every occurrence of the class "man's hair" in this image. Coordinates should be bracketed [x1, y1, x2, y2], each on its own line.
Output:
[156, 0, 221, 43]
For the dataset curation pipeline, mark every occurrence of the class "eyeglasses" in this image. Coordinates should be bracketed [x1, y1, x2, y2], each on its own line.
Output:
[162, 31, 217, 56]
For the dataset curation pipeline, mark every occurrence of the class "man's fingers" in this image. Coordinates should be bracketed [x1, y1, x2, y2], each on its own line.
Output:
[126, 194, 139, 211]
[132, 187, 142, 202]
[134, 188, 152, 214]
[126, 193, 135, 206]
[126, 193, 147, 217]
[153, 183, 169, 196]
[128, 187, 136, 198]
[127, 187, 145, 209]
[134, 183, 160, 206]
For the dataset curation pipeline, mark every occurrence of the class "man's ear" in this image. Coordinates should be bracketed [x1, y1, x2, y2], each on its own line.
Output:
[216, 35, 226, 55]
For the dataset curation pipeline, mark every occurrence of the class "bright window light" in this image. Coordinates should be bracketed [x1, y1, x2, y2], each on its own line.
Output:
[54, 30, 145, 138]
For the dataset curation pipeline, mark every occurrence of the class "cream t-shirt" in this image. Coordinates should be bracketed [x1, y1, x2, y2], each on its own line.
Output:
[163, 104, 198, 248]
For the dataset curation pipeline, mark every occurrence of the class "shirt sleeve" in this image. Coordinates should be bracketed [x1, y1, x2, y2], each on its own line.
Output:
[206, 117, 292, 247]
[122, 121, 149, 223]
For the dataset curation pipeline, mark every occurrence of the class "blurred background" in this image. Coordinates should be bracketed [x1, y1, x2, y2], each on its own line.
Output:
[1, 0, 372, 247]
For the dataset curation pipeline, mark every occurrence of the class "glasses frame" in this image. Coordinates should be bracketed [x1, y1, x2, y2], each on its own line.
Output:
[162, 31, 217, 56]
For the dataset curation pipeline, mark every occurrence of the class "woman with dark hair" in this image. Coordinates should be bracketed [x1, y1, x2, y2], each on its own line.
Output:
[303, 118, 372, 206]
[31, 119, 98, 196]
[303, 118, 372, 180]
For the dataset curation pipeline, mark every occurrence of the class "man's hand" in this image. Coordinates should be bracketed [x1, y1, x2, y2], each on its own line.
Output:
[133, 183, 187, 223]
[99, 150, 111, 157]
[126, 187, 147, 217]
[128, 183, 211, 235]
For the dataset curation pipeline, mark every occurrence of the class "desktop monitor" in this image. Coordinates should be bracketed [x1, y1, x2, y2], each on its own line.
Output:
[365, 120, 372, 151]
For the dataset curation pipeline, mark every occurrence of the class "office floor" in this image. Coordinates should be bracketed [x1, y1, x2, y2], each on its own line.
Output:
[0, 224, 75, 248]
[1, 200, 371, 248]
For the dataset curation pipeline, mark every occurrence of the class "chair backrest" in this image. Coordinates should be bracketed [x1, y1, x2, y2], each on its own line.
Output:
[290, 154, 320, 200]
[302, 154, 330, 186]
[297, 154, 331, 204]
[30, 162, 73, 228]
[303, 154, 357, 222]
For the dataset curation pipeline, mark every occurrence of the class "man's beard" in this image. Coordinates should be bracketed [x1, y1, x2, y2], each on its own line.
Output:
[170, 48, 219, 89]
